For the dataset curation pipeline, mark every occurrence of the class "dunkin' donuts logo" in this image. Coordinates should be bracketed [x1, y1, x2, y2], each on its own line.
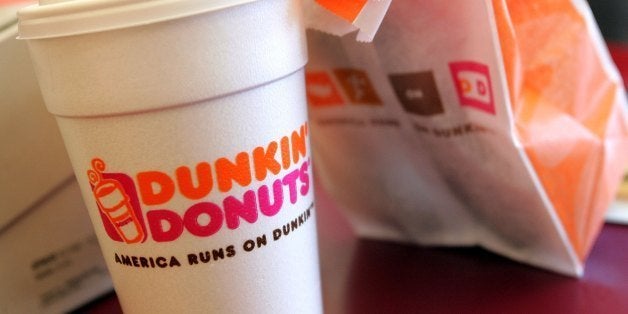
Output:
[88, 123, 311, 244]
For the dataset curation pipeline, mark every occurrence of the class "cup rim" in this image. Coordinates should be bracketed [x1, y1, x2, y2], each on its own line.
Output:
[18, 0, 258, 39]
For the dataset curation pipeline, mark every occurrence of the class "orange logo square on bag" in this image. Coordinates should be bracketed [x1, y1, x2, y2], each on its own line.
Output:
[305, 71, 345, 107]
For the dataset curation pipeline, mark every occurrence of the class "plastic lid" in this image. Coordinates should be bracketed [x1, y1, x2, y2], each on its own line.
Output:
[20, 0, 307, 117]
[18, 0, 257, 39]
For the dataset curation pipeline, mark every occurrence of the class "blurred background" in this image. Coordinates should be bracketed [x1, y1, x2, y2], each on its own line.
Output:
[588, 0, 628, 43]
[588, 0, 628, 92]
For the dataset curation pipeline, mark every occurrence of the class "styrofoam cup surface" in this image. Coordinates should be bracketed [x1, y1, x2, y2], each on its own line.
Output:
[18, 0, 321, 312]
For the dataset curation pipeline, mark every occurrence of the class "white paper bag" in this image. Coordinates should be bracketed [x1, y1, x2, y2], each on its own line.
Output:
[306, 0, 628, 276]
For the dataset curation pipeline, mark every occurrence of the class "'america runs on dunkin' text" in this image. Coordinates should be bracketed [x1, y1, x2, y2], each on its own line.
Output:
[113, 205, 313, 269]
[87, 123, 311, 244]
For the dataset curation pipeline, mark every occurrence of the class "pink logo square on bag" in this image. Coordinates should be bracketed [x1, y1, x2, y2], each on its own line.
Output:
[449, 61, 495, 115]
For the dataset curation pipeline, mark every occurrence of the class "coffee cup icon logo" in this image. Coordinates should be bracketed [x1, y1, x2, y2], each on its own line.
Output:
[88, 158, 146, 244]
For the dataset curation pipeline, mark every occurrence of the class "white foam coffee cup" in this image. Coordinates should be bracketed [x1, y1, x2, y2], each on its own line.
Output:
[18, 0, 322, 313]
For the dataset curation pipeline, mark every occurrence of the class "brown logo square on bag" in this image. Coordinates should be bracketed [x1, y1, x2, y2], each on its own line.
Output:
[389, 71, 444, 116]
[333, 68, 382, 105]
